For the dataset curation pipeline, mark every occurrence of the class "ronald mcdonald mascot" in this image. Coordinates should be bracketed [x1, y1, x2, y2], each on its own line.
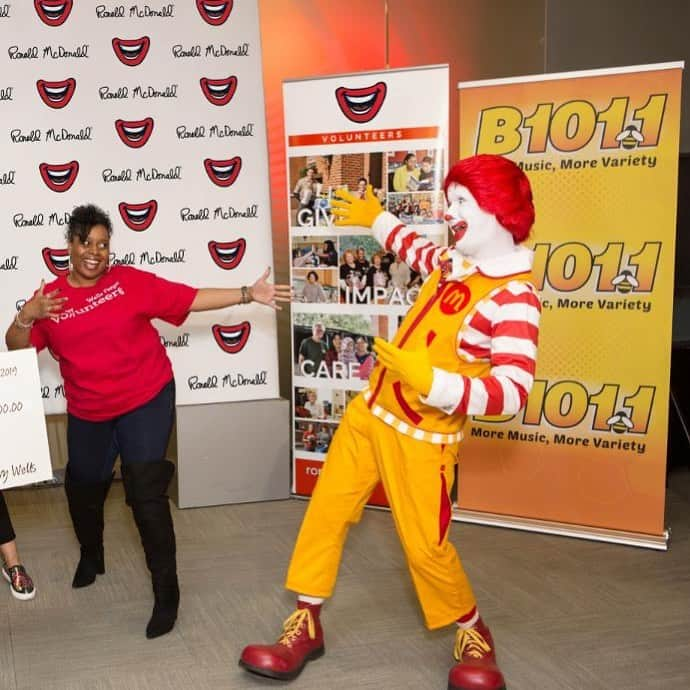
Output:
[240, 154, 541, 690]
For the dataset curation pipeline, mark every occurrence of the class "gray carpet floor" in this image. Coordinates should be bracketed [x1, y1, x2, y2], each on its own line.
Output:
[1, 468, 689, 689]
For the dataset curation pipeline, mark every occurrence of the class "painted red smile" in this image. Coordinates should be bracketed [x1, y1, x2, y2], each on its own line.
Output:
[196, 0, 233, 25]
[39, 161, 79, 192]
[204, 156, 242, 187]
[112, 37, 151, 67]
[34, 0, 73, 26]
[118, 200, 158, 231]
[208, 239, 246, 270]
[41, 248, 70, 276]
[36, 78, 76, 109]
[449, 220, 468, 242]
[115, 117, 154, 148]
[335, 82, 387, 123]
[199, 76, 238, 106]
[212, 321, 250, 354]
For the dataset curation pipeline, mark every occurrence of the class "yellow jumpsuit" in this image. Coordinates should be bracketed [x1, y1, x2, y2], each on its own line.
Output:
[286, 265, 532, 629]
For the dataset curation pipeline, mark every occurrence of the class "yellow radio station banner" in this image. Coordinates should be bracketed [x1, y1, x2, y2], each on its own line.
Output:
[457, 63, 683, 548]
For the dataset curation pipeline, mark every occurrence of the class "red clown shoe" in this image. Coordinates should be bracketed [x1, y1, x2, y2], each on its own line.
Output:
[239, 602, 325, 680]
[448, 618, 506, 690]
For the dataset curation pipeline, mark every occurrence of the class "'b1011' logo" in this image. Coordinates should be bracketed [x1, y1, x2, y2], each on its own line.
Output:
[475, 94, 667, 155]
[476, 379, 655, 436]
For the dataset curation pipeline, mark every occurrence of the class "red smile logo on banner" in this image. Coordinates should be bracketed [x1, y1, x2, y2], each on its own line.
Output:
[112, 37, 151, 67]
[196, 0, 233, 25]
[335, 82, 387, 123]
[39, 161, 79, 192]
[204, 156, 242, 187]
[41, 248, 70, 276]
[208, 239, 246, 269]
[118, 201, 158, 231]
[115, 118, 154, 148]
[212, 321, 250, 353]
[36, 78, 76, 109]
[200, 76, 238, 106]
[34, 0, 73, 26]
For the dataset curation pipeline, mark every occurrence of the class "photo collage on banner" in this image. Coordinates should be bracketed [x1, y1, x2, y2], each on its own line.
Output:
[0, 0, 279, 412]
[284, 66, 449, 501]
[457, 63, 683, 546]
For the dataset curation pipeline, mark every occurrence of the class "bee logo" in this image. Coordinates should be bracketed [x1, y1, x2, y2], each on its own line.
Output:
[615, 125, 644, 150]
[611, 269, 639, 294]
[607, 411, 634, 434]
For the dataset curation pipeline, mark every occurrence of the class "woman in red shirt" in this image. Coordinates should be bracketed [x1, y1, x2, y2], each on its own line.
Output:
[5, 204, 290, 639]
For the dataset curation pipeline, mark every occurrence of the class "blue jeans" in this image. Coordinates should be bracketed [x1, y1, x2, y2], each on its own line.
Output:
[66, 380, 175, 485]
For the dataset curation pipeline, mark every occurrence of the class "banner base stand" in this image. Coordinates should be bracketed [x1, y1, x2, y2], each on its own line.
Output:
[452, 506, 669, 551]
[172, 398, 290, 509]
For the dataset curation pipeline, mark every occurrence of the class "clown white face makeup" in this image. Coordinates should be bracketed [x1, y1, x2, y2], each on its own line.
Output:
[445, 183, 514, 260]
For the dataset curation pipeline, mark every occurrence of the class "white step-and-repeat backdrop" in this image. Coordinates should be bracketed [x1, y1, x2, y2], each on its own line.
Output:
[0, 0, 279, 412]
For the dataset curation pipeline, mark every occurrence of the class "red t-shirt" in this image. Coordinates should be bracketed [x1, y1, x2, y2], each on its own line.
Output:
[30, 266, 198, 421]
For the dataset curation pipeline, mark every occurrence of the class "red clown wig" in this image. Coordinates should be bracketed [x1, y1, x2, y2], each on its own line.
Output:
[443, 154, 535, 243]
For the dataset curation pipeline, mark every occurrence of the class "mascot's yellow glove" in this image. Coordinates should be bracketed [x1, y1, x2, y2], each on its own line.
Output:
[331, 184, 384, 228]
[373, 337, 433, 397]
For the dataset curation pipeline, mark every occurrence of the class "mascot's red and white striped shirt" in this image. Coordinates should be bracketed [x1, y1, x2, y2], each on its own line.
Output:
[373, 212, 541, 422]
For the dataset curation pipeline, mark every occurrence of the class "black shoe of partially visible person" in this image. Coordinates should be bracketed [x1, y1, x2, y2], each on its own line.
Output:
[122, 460, 179, 640]
[2, 564, 36, 601]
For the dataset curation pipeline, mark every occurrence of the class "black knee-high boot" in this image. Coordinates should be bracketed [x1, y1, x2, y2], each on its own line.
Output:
[122, 460, 179, 639]
[64, 470, 114, 588]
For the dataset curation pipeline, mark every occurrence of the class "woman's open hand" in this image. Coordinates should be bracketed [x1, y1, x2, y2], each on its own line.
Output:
[250, 268, 293, 310]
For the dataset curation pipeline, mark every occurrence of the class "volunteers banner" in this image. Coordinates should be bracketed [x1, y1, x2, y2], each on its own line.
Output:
[457, 62, 683, 548]
[0, 349, 53, 489]
[0, 0, 279, 412]
[284, 65, 449, 502]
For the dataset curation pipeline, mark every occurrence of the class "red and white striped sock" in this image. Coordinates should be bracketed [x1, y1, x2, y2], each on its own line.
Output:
[297, 594, 324, 612]
[456, 606, 479, 630]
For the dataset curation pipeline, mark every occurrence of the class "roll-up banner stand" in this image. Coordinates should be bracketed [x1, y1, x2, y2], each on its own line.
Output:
[284, 65, 449, 505]
[457, 62, 683, 549]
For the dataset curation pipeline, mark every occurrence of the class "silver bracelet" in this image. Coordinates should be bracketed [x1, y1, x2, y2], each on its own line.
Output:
[15, 311, 34, 329]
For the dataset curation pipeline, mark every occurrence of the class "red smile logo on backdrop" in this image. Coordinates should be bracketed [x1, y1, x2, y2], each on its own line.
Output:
[212, 322, 250, 353]
[112, 37, 151, 67]
[115, 118, 154, 148]
[118, 201, 158, 231]
[41, 248, 70, 276]
[335, 82, 387, 123]
[36, 78, 76, 109]
[204, 156, 242, 187]
[199, 76, 238, 106]
[39, 161, 79, 192]
[208, 239, 246, 269]
[196, 0, 233, 25]
[34, 0, 73, 26]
